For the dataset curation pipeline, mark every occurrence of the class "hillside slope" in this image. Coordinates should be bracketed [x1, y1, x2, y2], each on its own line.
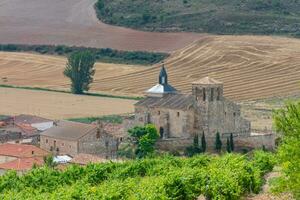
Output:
[1, 36, 300, 101]
[94, 35, 300, 101]
[96, 0, 300, 36]
[0, 0, 201, 52]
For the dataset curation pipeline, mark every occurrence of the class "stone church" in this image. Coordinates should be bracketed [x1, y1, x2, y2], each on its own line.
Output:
[134, 66, 256, 151]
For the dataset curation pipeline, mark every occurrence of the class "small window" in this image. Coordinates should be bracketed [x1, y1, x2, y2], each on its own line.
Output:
[120, 137, 123, 142]
[203, 88, 206, 101]
[54, 140, 56, 146]
[31, 151, 34, 155]
[233, 112, 236, 117]
[217, 88, 220, 101]
[177, 112, 180, 117]
[211, 88, 214, 101]
[105, 141, 109, 147]
[225, 112, 227, 116]
[62, 143, 64, 146]
[46, 139, 48, 143]
[158, 110, 160, 115]
[96, 130, 100, 139]
[159, 127, 164, 139]
[69, 145, 71, 149]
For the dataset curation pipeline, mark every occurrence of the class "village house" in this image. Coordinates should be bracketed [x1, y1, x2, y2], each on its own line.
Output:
[0, 114, 54, 144]
[0, 143, 49, 174]
[40, 120, 124, 159]
[135, 66, 275, 151]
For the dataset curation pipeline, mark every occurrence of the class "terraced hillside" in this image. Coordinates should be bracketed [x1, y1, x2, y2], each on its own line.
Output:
[1, 35, 300, 101]
[94, 35, 300, 101]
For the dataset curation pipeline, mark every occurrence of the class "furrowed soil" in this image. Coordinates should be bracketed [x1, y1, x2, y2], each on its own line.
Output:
[0, 87, 136, 119]
[0, 0, 201, 52]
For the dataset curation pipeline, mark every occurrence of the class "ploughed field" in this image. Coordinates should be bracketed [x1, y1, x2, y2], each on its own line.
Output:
[0, 87, 136, 119]
[0, 0, 200, 52]
[1, 35, 300, 101]
[96, 35, 300, 101]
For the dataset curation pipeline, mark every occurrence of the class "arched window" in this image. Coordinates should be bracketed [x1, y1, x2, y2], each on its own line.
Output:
[159, 127, 164, 139]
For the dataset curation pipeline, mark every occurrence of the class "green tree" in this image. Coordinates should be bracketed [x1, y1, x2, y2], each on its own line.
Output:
[226, 137, 231, 153]
[273, 102, 300, 198]
[230, 133, 234, 151]
[64, 51, 96, 94]
[201, 132, 206, 152]
[128, 124, 159, 158]
[43, 155, 57, 169]
[215, 132, 222, 152]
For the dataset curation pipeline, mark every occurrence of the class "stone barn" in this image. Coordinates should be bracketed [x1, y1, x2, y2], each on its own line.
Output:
[134, 66, 273, 151]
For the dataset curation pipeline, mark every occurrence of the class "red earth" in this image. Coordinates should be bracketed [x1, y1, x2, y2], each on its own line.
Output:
[0, 0, 202, 52]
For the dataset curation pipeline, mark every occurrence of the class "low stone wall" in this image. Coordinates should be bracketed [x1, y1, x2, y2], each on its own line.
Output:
[155, 133, 275, 152]
[156, 138, 193, 151]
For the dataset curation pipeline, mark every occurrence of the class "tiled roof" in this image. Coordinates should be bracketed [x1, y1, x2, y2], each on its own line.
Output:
[0, 157, 44, 171]
[135, 93, 195, 110]
[70, 153, 106, 165]
[192, 77, 222, 85]
[0, 143, 49, 158]
[40, 120, 97, 141]
[14, 114, 52, 124]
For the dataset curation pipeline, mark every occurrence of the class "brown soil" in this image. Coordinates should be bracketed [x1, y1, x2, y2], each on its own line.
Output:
[0, 0, 201, 52]
[0, 87, 136, 119]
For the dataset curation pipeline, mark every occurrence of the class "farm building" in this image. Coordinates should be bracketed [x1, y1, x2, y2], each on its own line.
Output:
[40, 121, 124, 159]
[135, 66, 275, 151]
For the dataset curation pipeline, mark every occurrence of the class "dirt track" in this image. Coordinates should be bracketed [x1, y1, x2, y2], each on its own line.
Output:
[0, 0, 201, 52]
[0, 87, 136, 119]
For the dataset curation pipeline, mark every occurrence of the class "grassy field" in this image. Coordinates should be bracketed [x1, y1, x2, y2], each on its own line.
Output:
[0, 87, 136, 119]
[96, 0, 300, 36]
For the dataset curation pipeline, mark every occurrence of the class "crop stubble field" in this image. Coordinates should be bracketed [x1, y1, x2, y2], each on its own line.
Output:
[1, 35, 300, 102]
[0, 87, 136, 119]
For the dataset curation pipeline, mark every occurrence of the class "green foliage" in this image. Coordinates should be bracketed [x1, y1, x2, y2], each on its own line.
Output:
[230, 133, 234, 151]
[95, 0, 300, 37]
[43, 155, 57, 169]
[0, 152, 275, 199]
[127, 124, 159, 158]
[68, 115, 123, 124]
[272, 101, 300, 198]
[184, 134, 201, 157]
[0, 44, 168, 65]
[215, 132, 222, 152]
[226, 137, 231, 153]
[64, 51, 96, 94]
[201, 132, 206, 153]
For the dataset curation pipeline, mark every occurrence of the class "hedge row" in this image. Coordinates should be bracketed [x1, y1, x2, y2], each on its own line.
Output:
[0, 44, 168, 65]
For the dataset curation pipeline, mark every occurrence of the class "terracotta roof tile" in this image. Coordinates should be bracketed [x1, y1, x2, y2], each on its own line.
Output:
[0, 157, 44, 171]
[0, 143, 49, 158]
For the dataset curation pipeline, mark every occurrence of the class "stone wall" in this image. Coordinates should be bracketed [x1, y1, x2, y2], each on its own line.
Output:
[78, 129, 119, 159]
[40, 136, 78, 156]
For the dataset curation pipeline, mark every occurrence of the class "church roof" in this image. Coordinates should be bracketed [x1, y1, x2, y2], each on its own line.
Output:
[192, 77, 222, 85]
[135, 94, 194, 110]
[146, 84, 177, 94]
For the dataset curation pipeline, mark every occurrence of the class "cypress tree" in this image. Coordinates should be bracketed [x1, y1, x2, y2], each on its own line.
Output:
[215, 132, 222, 152]
[193, 134, 199, 147]
[226, 137, 231, 153]
[230, 133, 234, 151]
[201, 132, 206, 152]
